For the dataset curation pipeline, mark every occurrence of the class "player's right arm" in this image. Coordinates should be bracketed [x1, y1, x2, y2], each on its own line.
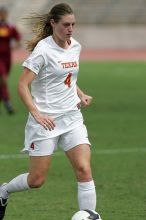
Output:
[76, 85, 93, 107]
[18, 67, 55, 130]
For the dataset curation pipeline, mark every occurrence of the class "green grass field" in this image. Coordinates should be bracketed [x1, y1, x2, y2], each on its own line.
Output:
[0, 61, 146, 220]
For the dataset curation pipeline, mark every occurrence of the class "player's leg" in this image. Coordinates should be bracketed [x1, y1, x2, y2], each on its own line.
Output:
[27, 136, 58, 188]
[0, 79, 2, 114]
[66, 144, 92, 181]
[0, 137, 57, 219]
[59, 124, 96, 210]
[0, 61, 14, 115]
[0, 155, 51, 219]
[0, 68, 15, 114]
[0, 155, 51, 196]
[66, 144, 96, 210]
[28, 155, 52, 188]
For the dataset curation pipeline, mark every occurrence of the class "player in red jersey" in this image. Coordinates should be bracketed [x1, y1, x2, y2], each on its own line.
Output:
[0, 6, 21, 114]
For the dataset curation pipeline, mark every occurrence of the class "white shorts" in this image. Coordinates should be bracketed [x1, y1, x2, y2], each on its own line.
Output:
[27, 124, 90, 156]
[22, 110, 91, 156]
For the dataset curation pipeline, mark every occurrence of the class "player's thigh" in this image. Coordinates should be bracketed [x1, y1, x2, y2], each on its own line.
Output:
[28, 136, 59, 178]
[59, 124, 91, 172]
[28, 155, 52, 178]
[66, 144, 92, 181]
[66, 144, 91, 171]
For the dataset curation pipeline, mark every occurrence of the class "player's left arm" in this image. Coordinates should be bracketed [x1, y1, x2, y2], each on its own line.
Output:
[76, 85, 93, 107]
[11, 25, 21, 50]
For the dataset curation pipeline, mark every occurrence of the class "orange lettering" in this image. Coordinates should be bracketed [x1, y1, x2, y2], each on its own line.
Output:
[64, 73, 72, 87]
[61, 61, 77, 69]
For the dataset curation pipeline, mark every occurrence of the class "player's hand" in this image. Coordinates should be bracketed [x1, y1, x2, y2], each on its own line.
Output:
[34, 113, 55, 130]
[80, 94, 93, 107]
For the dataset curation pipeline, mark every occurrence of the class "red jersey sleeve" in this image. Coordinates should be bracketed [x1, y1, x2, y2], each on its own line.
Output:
[11, 25, 21, 41]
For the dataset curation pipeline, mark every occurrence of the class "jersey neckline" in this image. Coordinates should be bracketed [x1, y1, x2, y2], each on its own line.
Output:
[50, 35, 73, 51]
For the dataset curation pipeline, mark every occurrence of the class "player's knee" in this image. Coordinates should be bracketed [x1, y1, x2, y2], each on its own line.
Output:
[76, 164, 92, 181]
[28, 174, 46, 188]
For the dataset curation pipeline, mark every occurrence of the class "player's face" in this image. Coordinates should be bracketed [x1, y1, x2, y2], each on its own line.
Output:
[51, 14, 75, 41]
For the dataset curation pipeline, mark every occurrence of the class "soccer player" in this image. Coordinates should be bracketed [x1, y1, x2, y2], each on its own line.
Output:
[0, 6, 21, 115]
[0, 3, 96, 219]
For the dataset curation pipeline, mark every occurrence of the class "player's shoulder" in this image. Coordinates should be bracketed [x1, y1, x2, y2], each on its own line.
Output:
[34, 38, 48, 53]
[7, 22, 17, 30]
[36, 36, 54, 51]
[31, 36, 53, 58]
[71, 37, 80, 46]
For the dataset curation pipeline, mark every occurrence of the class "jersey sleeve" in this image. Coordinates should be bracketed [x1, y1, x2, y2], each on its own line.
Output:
[22, 45, 45, 75]
[11, 25, 21, 41]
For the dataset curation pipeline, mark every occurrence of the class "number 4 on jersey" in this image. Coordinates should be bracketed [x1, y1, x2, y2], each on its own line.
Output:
[64, 73, 72, 87]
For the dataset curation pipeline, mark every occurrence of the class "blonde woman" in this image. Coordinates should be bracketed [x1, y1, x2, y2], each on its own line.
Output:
[0, 3, 96, 219]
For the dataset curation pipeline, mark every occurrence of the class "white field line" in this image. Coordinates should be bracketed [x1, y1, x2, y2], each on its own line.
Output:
[0, 147, 145, 159]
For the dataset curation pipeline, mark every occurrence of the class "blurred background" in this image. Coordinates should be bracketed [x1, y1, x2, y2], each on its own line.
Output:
[0, 1, 146, 220]
[1, 0, 146, 60]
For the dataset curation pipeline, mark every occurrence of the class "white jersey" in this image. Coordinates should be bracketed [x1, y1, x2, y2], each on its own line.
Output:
[22, 36, 81, 115]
